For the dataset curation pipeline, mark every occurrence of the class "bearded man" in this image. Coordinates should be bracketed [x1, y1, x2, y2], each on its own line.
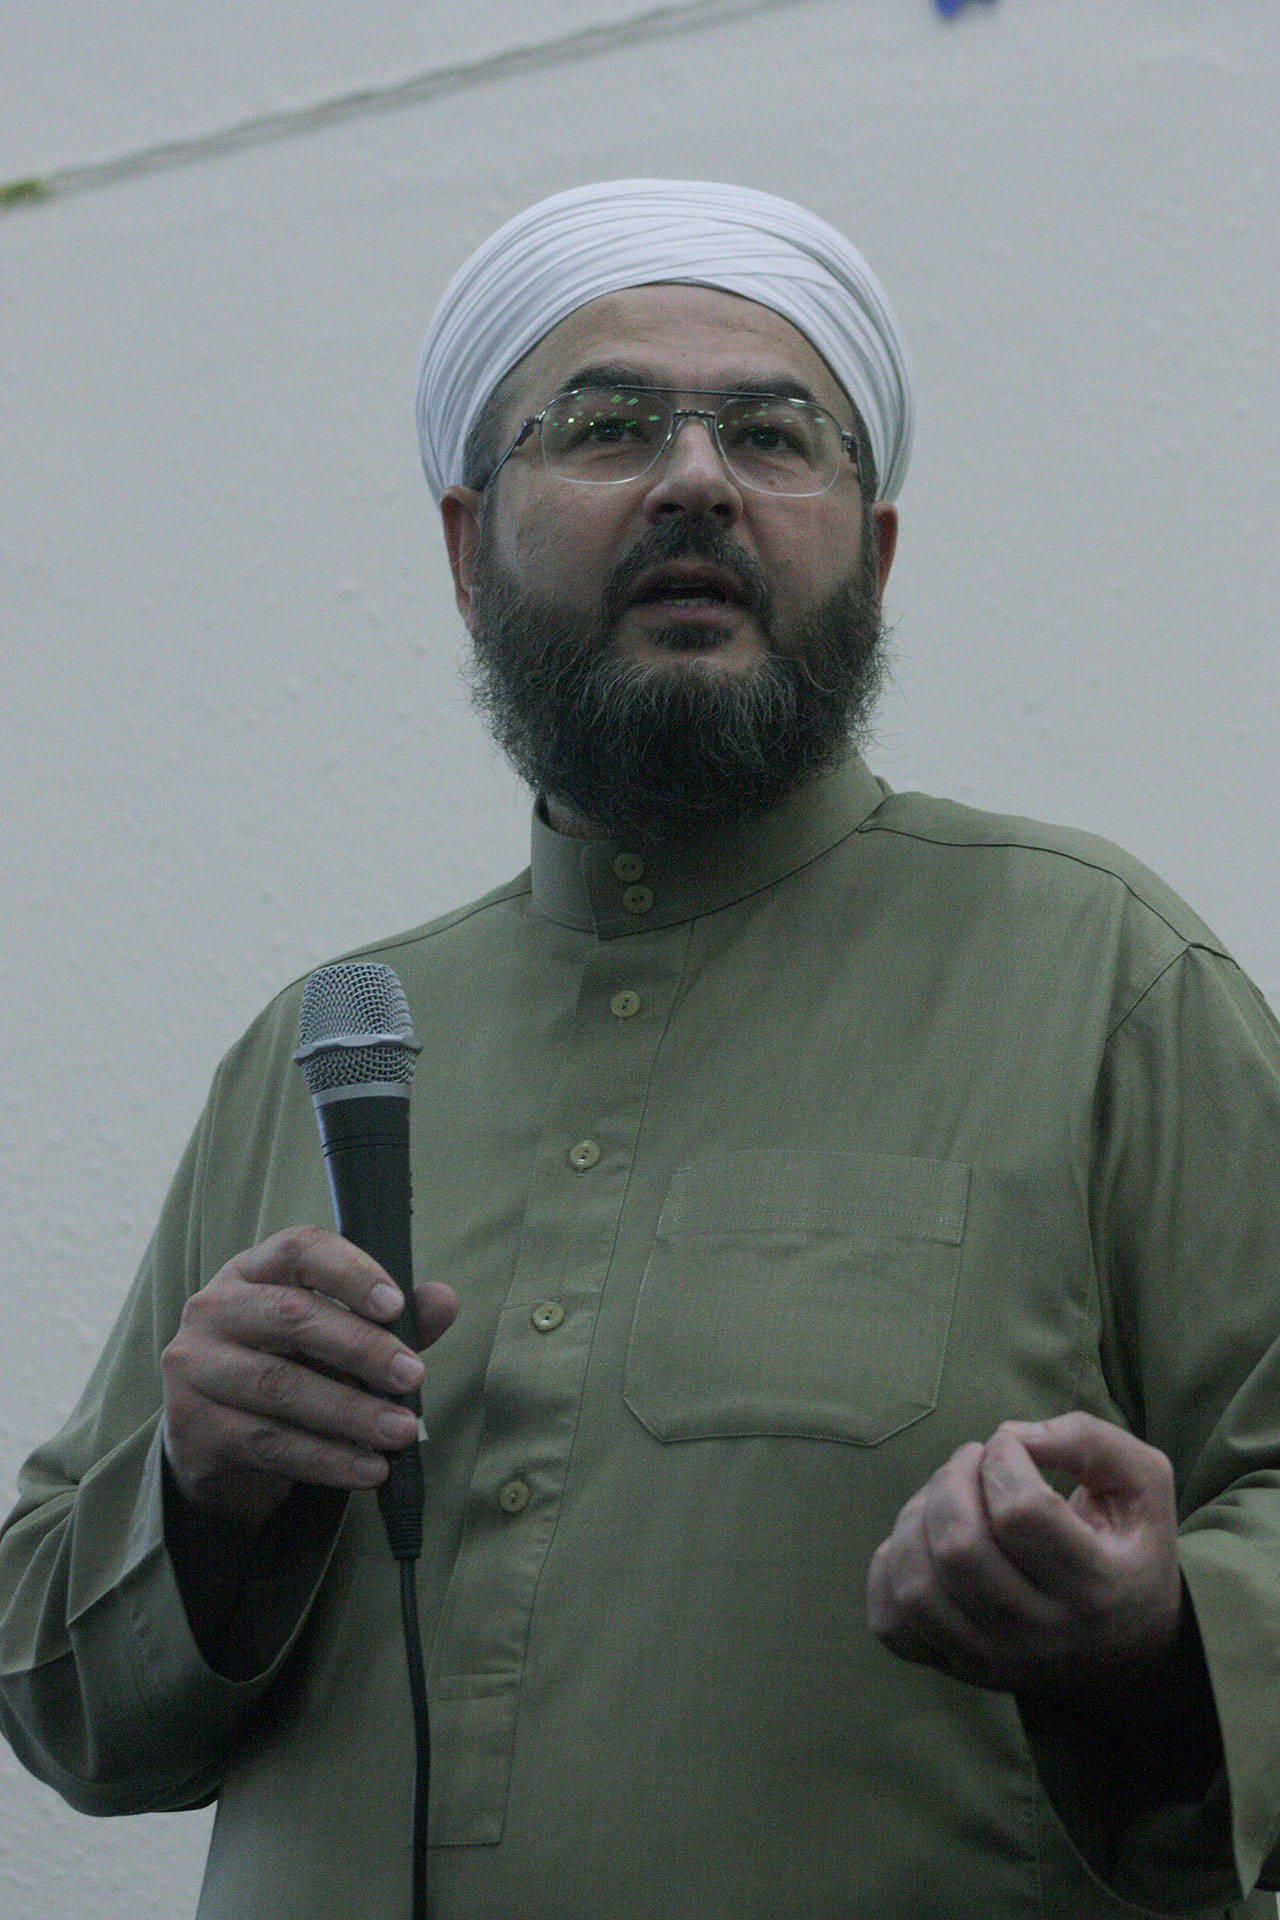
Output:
[4, 180, 1280, 1920]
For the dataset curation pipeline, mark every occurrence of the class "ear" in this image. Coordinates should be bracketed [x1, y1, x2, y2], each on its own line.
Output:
[870, 503, 898, 611]
[440, 486, 484, 633]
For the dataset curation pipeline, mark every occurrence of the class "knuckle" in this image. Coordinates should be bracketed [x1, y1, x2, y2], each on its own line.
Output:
[254, 1353, 303, 1416]
[1148, 1448, 1176, 1501]
[274, 1222, 326, 1260]
[271, 1285, 320, 1338]
[173, 1286, 215, 1342]
[894, 1561, 933, 1615]
[246, 1421, 297, 1475]
[161, 1300, 213, 1387]
[257, 1223, 327, 1281]
[159, 1330, 187, 1383]
[988, 1484, 1047, 1541]
[987, 1471, 1037, 1519]
[929, 1514, 983, 1579]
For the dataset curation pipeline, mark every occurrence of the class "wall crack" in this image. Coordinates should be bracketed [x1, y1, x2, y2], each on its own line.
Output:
[1, 0, 825, 211]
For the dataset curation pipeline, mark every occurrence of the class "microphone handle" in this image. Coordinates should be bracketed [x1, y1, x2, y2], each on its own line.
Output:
[314, 1090, 424, 1559]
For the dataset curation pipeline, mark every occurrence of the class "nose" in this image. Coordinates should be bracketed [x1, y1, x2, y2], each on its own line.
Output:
[641, 412, 744, 522]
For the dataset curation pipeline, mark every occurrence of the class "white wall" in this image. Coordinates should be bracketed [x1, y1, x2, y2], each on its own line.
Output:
[2, 2, 1277, 1913]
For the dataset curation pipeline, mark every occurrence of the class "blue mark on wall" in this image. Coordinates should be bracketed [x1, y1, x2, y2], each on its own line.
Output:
[935, 0, 997, 16]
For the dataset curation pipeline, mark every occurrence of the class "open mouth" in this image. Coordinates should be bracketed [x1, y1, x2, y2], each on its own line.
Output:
[629, 563, 749, 613]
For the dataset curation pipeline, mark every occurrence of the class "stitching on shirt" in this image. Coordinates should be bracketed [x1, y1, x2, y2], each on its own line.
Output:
[858, 818, 1227, 958]
[1102, 948, 1204, 1046]
[264, 876, 536, 1009]
[344, 876, 535, 960]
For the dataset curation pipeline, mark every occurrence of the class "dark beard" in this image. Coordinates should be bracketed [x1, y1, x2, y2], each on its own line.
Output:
[469, 509, 886, 846]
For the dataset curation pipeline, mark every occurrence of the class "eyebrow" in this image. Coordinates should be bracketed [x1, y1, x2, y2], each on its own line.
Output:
[551, 361, 826, 408]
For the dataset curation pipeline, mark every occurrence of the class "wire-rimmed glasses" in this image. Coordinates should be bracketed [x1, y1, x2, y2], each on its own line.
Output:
[484, 385, 861, 497]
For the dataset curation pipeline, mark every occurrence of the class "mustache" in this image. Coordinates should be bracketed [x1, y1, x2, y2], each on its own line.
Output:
[599, 515, 773, 631]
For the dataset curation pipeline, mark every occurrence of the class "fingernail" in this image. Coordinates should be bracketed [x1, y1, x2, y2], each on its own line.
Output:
[370, 1282, 404, 1319]
[378, 1407, 418, 1446]
[389, 1352, 424, 1390]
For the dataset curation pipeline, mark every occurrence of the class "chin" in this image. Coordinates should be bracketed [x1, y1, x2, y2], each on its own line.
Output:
[620, 618, 766, 673]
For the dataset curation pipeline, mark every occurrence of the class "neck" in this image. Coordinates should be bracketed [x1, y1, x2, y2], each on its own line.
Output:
[542, 792, 611, 841]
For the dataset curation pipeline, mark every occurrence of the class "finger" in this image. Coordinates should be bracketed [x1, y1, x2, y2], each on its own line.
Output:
[978, 1428, 1107, 1596]
[920, 1442, 1062, 1635]
[411, 1281, 461, 1349]
[162, 1307, 422, 1479]
[161, 1356, 416, 1511]
[999, 1413, 1174, 1507]
[869, 1445, 1052, 1686]
[199, 1281, 424, 1402]
[199, 1335, 421, 1447]
[867, 1506, 999, 1682]
[173, 1397, 405, 1495]
[237, 1225, 408, 1326]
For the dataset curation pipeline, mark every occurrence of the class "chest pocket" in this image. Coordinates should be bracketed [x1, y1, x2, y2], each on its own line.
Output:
[624, 1151, 969, 1446]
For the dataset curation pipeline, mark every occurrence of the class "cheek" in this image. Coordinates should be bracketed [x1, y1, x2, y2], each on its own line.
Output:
[759, 526, 852, 599]
[758, 515, 857, 602]
[505, 491, 629, 594]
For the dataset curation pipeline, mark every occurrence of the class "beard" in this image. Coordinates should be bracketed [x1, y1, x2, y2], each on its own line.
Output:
[468, 507, 886, 846]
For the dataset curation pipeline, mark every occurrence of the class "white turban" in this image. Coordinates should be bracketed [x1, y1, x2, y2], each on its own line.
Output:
[415, 179, 914, 503]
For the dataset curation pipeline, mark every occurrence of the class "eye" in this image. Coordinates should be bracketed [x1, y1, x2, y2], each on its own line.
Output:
[548, 389, 665, 457]
[584, 414, 648, 446]
[730, 420, 806, 454]
[720, 399, 821, 463]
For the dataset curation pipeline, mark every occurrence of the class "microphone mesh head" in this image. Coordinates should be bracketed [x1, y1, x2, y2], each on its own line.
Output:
[294, 961, 420, 1096]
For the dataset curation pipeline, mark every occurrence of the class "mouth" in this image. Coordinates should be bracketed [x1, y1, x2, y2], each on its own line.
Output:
[627, 562, 751, 617]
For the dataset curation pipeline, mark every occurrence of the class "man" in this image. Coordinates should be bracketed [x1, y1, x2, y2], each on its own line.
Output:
[3, 179, 1280, 1918]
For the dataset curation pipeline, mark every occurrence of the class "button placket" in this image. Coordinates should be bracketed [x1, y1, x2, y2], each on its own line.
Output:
[428, 923, 692, 1846]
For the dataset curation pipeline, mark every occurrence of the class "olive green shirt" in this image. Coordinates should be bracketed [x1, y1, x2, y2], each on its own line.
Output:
[5, 756, 1280, 1917]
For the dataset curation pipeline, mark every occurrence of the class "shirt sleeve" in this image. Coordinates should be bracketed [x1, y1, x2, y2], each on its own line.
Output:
[1022, 939, 1280, 1906]
[0, 1069, 345, 1816]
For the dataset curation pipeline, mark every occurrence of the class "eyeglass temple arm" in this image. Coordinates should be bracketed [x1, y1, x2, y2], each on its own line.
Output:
[482, 416, 539, 490]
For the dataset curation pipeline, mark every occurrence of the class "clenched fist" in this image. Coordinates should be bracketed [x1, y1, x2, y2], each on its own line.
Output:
[866, 1413, 1182, 1700]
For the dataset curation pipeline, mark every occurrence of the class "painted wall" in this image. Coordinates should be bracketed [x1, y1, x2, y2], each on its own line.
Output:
[2, 2, 1277, 1912]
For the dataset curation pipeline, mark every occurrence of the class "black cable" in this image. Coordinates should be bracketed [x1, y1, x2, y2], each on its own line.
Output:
[399, 1557, 432, 1920]
[376, 1442, 431, 1920]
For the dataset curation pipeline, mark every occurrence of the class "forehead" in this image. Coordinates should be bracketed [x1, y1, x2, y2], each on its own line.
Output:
[500, 283, 853, 422]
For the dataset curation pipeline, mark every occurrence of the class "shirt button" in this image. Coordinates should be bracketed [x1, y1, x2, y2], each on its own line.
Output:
[610, 989, 641, 1019]
[498, 1478, 531, 1514]
[622, 883, 654, 915]
[613, 852, 645, 882]
[531, 1300, 565, 1333]
[568, 1139, 601, 1171]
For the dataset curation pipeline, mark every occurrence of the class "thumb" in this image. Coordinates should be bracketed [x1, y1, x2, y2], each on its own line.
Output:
[412, 1280, 460, 1350]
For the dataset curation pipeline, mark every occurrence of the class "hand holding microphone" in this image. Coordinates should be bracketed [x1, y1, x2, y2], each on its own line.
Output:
[161, 964, 457, 1539]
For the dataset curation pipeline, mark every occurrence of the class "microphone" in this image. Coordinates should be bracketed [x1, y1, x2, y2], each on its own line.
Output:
[294, 960, 425, 1560]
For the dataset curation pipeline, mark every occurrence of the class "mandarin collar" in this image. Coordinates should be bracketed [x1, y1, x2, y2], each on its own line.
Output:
[528, 754, 888, 939]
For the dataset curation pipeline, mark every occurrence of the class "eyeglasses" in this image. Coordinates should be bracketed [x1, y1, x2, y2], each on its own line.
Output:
[483, 385, 862, 498]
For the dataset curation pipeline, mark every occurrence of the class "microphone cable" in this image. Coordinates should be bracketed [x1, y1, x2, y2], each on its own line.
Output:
[400, 1556, 431, 1920]
[376, 1404, 431, 1920]
[295, 960, 434, 1920]
[381, 1454, 431, 1920]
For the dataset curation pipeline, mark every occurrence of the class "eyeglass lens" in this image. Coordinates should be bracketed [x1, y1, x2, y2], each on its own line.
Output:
[540, 387, 842, 495]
